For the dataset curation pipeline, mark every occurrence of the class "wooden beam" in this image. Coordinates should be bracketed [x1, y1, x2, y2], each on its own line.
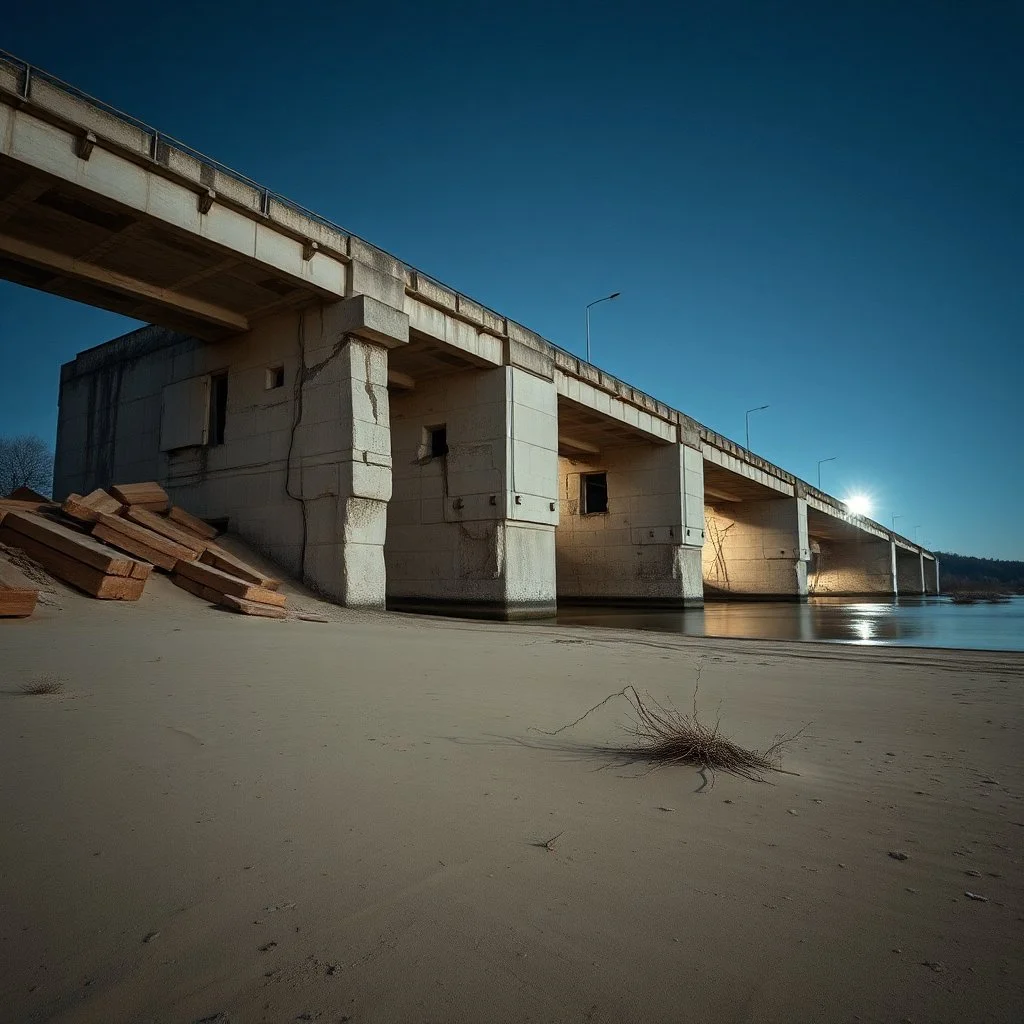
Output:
[0, 232, 250, 332]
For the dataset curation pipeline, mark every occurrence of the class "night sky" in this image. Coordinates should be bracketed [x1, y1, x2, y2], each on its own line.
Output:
[1, 2, 1021, 558]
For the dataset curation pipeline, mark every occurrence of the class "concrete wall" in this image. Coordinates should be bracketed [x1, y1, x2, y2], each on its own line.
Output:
[556, 443, 703, 605]
[809, 538, 896, 595]
[924, 557, 940, 595]
[386, 365, 558, 617]
[703, 498, 809, 599]
[55, 314, 305, 577]
[896, 548, 925, 595]
[54, 304, 395, 607]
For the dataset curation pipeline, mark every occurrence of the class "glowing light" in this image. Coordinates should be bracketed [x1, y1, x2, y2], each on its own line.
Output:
[845, 494, 874, 517]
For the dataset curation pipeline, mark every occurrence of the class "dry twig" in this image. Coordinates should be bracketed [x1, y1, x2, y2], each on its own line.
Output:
[534, 672, 806, 784]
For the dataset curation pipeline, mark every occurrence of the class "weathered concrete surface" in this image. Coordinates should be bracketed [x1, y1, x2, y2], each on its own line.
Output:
[703, 498, 810, 600]
[386, 366, 558, 618]
[556, 443, 704, 606]
[896, 547, 926, 596]
[809, 538, 897, 596]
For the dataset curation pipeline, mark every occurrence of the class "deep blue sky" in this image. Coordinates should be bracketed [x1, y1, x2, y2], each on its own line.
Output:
[1, 2, 1021, 558]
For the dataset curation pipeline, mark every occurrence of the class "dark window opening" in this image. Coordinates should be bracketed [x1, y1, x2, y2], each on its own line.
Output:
[581, 472, 608, 514]
[210, 372, 228, 446]
[428, 425, 449, 458]
[266, 365, 284, 390]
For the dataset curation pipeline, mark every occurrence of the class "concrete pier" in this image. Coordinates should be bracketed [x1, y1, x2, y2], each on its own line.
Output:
[387, 365, 559, 619]
[895, 547, 926, 596]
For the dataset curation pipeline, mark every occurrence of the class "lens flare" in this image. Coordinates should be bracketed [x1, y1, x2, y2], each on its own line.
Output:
[845, 494, 874, 517]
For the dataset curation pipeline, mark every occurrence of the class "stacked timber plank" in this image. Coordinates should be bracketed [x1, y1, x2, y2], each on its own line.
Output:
[6, 486, 51, 502]
[0, 554, 39, 617]
[92, 511, 199, 570]
[167, 505, 218, 540]
[109, 482, 170, 512]
[0, 511, 151, 600]
[61, 488, 123, 524]
[172, 558, 287, 618]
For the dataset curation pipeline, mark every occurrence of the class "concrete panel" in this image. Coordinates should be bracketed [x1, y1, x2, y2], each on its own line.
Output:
[703, 498, 809, 599]
[810, 538, 897, 596]
[556, 443, 703, 606]
[386, 366, 558, 617]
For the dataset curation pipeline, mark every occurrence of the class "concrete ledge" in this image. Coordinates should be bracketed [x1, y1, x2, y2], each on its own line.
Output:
[324, 294, 409, 348]
[387, 595, 557, 621]
[703, 589, 809, 603]
[557, 596, 705, 610]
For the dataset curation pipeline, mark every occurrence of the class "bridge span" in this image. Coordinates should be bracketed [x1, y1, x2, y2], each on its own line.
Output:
[0, 51, 938, 616]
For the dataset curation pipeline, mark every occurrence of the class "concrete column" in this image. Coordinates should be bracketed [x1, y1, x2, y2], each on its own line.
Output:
[896, 548, 926, 596]
[809, 537, 897, 596]
[703, 497, 810, 600]
[294, 296, 408, 607]
[556, 442, 704, 607]
[387, 365, 559, 619]
[924, 557, 941, 595]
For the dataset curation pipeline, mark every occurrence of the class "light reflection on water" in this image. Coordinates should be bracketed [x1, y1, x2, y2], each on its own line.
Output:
[553, 596, 1024, 652]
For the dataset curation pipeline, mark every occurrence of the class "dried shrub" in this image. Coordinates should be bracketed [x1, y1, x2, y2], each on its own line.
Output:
[19, 674, 64, 696]
[537, 671, 806, 784]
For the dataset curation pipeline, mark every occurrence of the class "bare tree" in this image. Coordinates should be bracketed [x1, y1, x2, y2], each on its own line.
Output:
[0, 434, 54, 497]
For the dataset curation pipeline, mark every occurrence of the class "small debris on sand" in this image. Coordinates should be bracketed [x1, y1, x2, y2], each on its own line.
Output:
[964, 892, 988, 902]
[142, 931, 159, 943]
[889, 850, 910, 861]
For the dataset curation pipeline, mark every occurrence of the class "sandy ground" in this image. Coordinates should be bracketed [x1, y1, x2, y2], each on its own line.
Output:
[1, 565, 1022, 1024]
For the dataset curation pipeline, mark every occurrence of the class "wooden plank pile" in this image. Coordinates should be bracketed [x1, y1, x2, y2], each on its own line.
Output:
[0, 478, 289, 620]
[0, 511, 151, 600]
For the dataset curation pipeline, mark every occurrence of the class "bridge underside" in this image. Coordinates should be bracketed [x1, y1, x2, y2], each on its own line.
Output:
[702, 464, 809, 601]
[0, 159, 319, 338]
[807, 507, 896, 596]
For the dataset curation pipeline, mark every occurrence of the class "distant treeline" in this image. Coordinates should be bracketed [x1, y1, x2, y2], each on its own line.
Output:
[937, 552, 1024, 594]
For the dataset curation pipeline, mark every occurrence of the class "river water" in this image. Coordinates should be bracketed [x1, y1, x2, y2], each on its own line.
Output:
[554, 595, 1024, 652]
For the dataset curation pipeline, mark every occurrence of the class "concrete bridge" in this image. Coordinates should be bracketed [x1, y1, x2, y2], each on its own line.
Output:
[0, 51, 939, 616]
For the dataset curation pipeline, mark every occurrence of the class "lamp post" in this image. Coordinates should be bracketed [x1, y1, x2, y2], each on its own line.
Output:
[817, 456, 837, 490]
[914, 524, 922, 542]
[892, 513, 902, 533]
[585, 292, 620, 363]
[745, 405, 769, 450]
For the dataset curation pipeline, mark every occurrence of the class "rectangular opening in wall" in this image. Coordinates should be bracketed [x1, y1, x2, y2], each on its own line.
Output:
[581, 471, 608, 514]
[265, 365, 284, 390]
[427, 424, 448, 458]
[209, 372, 228, 446]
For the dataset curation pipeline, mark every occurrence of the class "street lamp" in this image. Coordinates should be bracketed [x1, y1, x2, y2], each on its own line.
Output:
[585, 292, 620, 363]
[745, 405, 769, 450]
[892, 513, 903, 532]
[817, 456, 837, 490]
[914, 524, 922, 541]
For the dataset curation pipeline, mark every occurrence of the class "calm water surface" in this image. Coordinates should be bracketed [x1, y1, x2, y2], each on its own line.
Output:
[554, 596, 1024, 652]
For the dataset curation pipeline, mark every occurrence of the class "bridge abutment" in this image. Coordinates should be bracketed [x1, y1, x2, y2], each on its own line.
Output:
[702, 497, 810, 600]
